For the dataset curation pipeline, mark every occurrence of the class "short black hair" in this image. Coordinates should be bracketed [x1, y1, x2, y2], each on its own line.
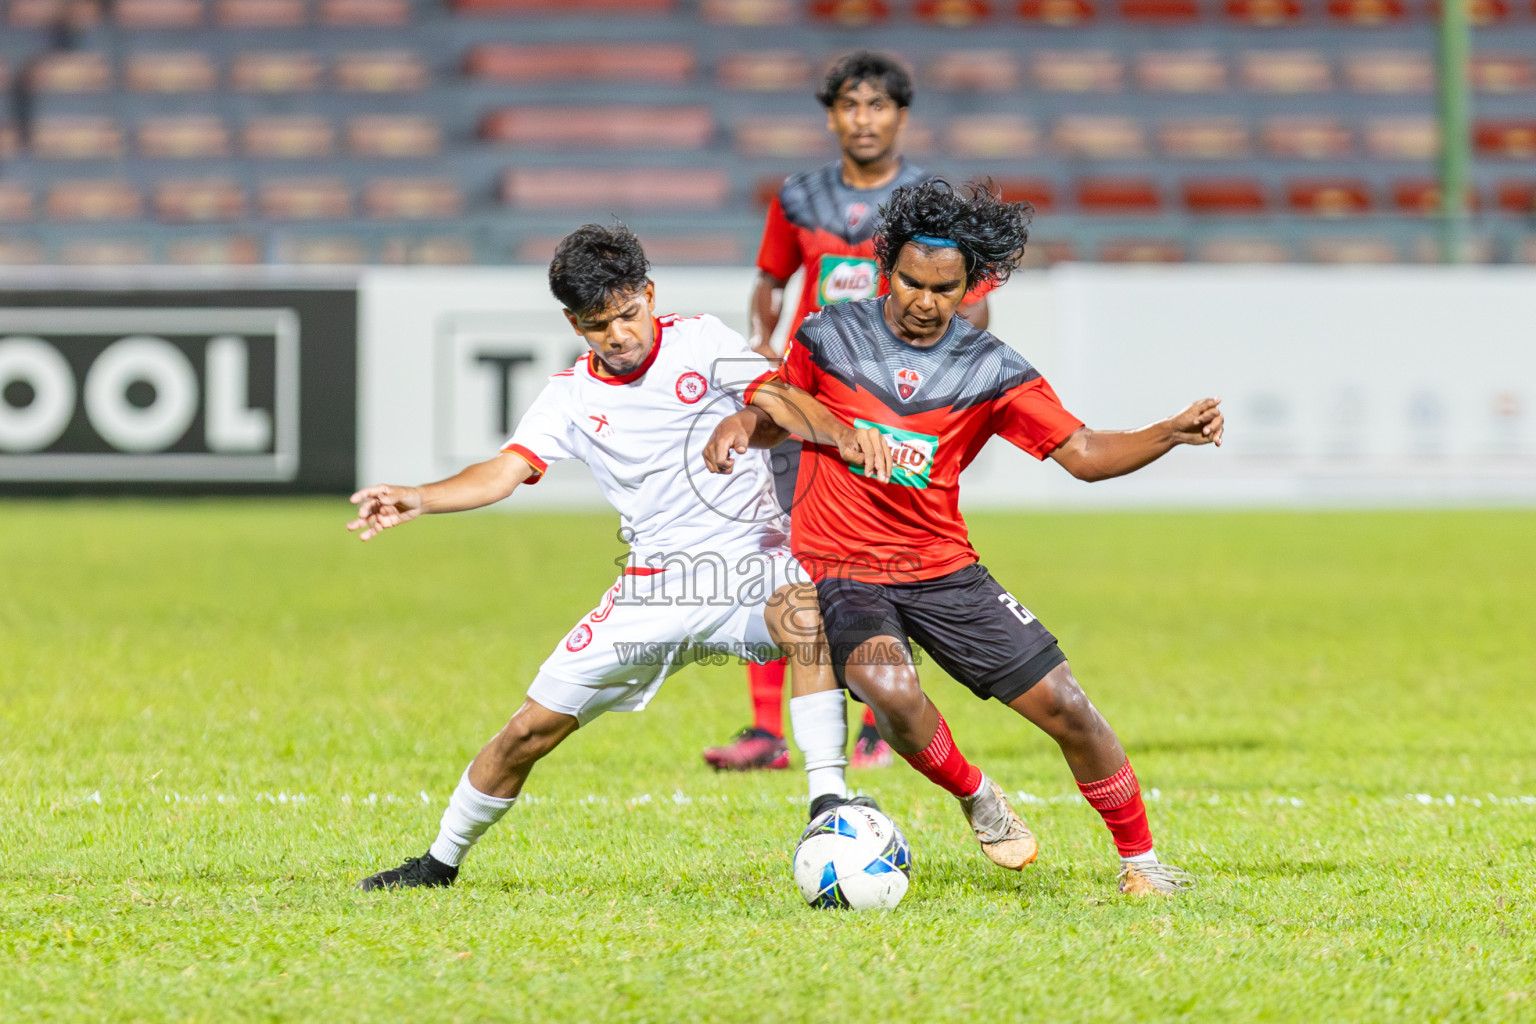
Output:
[816, 50, 913, 109]
[548, 223, 651, 317]
[873, 179, 1032, 290]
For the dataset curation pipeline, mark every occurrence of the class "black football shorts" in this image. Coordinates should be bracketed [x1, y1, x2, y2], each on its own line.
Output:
[815, 562, 1066, 704]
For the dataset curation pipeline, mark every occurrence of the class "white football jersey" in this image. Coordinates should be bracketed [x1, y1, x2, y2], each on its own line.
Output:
[502, 313, 788, 566]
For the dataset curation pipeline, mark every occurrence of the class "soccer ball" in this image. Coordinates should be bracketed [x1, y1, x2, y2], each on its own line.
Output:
[793, 803, 911, 910]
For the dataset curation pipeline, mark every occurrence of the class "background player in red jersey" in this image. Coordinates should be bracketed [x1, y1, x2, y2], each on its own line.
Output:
[704, 50, 989, 774]
[708, 180, 1224, 895]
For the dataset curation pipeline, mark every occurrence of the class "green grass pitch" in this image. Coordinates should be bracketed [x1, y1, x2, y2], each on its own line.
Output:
[2, 501, 1533, 1022]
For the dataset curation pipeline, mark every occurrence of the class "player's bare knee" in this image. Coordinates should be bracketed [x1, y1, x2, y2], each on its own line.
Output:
[849, 663, 924, 732]
[1035, 663, 1104, 739]
[766, 581, 821, 659]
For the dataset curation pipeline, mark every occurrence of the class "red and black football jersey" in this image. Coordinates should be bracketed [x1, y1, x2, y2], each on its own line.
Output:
[751, 297, 1083, 584]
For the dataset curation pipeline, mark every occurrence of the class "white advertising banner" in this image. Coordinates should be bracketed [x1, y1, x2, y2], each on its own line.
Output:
[358, 266, 1536, 509]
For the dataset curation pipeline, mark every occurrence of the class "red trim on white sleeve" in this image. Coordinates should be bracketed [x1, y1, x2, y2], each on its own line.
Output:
[501, 443, 547, 482]
[743, 368, 779, 405]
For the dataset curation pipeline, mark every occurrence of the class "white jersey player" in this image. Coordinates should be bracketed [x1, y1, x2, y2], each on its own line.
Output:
[349, 224, 892, 892]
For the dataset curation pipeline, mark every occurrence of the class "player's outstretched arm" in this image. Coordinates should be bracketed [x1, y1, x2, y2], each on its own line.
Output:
[704, 406, 790, 475]
[748, 380, 892, 483]
[347, 451, 537, 541]
[1049, 398, 1224, 483]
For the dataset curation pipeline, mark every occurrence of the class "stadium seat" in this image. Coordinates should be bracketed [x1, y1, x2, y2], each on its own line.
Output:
[154, 179, 246, 222]
[699, 0, 798, 23]
[452, 0, 673, 10]
[1343, 51, 1432, 94]
[0, 239, 44, 263]
[167, 236, 261, 264]
[1472, 54, 1536, 95]
[808, 0, 891, 25]
[244, 116, 334, 158]
[0, 182, 32, 221]
[1135, 51, 1227, 93]
[0, 59, 7, 91]
[46, 180, 143, 221]
[1427, 0, 1507, 23]
[0, 125, 15, 160]
[1287, 179, 1372, 216]
[1055, 116, 1146, 158]
[1016, 0, 1097, 26]
[1198, 237, 1291, 262]
[524, 233, 742, 264]
[1118, 0, 1200, 22]
[116, 0, 204, 27]
[1159, 117, 1248, 158]
[1474, 121, 1536, 158]
[1076, 177, 1162, 213]
[32, 117, 125, 159]
[1364, 117, 1437, 160]
[1495, 180, 1536, 214]
[125, 52, 217, 92]
[348, 115, 440, 157]
[503, 168, 730, 209]
[232, 53, 323, 93]
[259, 178, 352, 218]
[277, 237, 367, 263]
[1099, 238, 1184, 262]
[752, 175, 786, 207]
[138, 115, 232, 158]
[1391, 180, 1479, 216]
[1183, 177, 1267, 214]
[1326, 0, 1406, 24]
[1242, 51, 1332, 93]
[994, 177, 1057, 212]
[363, 179, 464, 219]
[1226, 0, 1301, 25]
[27, 51, 111, 93]
[716, 51, 813, 91]
[1263, 117, 1352, 159]
[915, 0, 992, 25]
[946, 115, 1039, 158]
[318, 0, 410, 24]
[927, 51, 1021, 92]
[1033, 51, 1123, 93]
[735, 117, 829, 158]
[1307, 237, 1398, 263]
[60, 240, 152, 264]
[334, 52, 428, 92]
[479, 107, 713, 150]
[9, 0, 102, 27]
[379, 237, 476, 264]
[216, 0, 306, 26]
[464, 45, 695, 83]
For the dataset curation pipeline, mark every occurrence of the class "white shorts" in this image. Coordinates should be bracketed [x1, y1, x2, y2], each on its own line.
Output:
[527, 548, 809, 726]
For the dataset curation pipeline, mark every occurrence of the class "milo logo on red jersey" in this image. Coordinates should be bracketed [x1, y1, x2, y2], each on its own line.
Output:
[850, 418, 938, 489]
[817, 255, 879, 305]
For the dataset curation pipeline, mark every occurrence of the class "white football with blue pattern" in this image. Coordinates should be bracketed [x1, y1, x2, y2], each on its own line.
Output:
[793, 804, 911, 910]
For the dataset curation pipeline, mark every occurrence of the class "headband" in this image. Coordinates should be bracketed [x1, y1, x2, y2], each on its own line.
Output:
[911, 234, 959, 248]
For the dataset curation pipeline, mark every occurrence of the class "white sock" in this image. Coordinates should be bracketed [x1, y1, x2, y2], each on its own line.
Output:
[789, 690, 849, 802]
[428, 767, 517, 868]
[1121, 847, 1159, 866]
[966, 774, 988, 800]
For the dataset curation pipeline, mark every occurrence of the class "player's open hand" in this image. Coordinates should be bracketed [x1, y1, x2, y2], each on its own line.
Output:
[839, 425, 893, 483]
[704, 417, 752, 475]
[1169, 398, 1224, 447]
[347, 485, 424, 540]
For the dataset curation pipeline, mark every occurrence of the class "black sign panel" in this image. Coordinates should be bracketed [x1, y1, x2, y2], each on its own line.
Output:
[0, 289, 354, 493]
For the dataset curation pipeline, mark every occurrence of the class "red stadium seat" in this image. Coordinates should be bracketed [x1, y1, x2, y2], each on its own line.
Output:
[277, 237, 367, 264]
[28, 51, 112, 93]
[1343, 51, 1432, 94]
[232, 53, 323, 93]
[116, 0, 203, 26]
[380, 238, 476, 265]
[808, 0, 890, 24]
[1160, 117, 1249, 158]
[700, 0, 798, 23]
[1100, 239, 1184, 262]
[915, 0, 992, 25]
[1017, 0, 1096, 25]
[994, 178, 1057, 212]
[1055, 116, 1146, 158]
[1287, 179, 1372, 216]
[1225, 0, 1300, 25]
[32, 117, 125, 159]
[138, 115, 232, 158]
[1183, 178, 1268, 214]
[716, 51, 813, 91]
[348, 115, 440, 157]
[334, 52, 428, 92]
[243, 116, 335, 158]
[1364, 117, 1437, 160]
[10, 0, 103, 27]
[1033, 51, 1123, 92]
[1495, 180, 1536, 214]
[167, 237, 262, 265]
[1136, 51, 1227, 93]
[1427, 0, 1507, 23]
[927, 51, 1021, 92]
[479, 107, 713, 150]
[0, 239, 44, 264]
[1263, 117, 1351, 159]
[464, 45, 695, 84]
[60, 240, 152, 265]
[1198, 237, 1291, 262]
[1241, 51, 1332, 93]
[259, 179, 352, 219]
[125, 52, 217, 92]
[452, 0, 674, 12]
[1391, 180, 1479, 216]
[46, 180, 143, 221]
[216, 0, 306, 26]
[503, 168, 730, 209]
[0, 182, 33, 222]
[1474, 121, 1536, 158]
[363, 179, 464, 219]
[946, 115, 1039, 158]
[154, 179, 246, 222]
[319, 0, 410, 24]
[1307, 237, 1398, 263]
[1327, 0, 1406, 24]
[1472, 54, 1536, 95]
[1118, 0, 1200, 22]
[1076, 177, 1162, 213]
[735, 117, 829, 158]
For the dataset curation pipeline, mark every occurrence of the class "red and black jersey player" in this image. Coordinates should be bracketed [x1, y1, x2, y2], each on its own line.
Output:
[702, 51, 990, 775]
[708, 179, 1225, 896]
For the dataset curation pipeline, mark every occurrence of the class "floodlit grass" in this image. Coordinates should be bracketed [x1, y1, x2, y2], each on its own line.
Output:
[2, 501, 1533, 1022]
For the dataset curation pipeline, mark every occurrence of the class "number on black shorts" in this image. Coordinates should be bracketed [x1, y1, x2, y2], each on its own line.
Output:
[997, 592, 1037, 627]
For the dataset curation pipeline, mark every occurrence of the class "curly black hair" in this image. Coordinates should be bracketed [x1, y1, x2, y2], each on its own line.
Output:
[873, 179, 1033, 290]
[816, 50, 913, 109]
[547, 222, 651, 317]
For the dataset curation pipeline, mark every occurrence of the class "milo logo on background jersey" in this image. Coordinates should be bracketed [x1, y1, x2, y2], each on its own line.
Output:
[850, 419, 938, 489]
[817, 255, 879, 305]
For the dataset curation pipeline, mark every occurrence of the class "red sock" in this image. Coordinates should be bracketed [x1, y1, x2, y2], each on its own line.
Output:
[861, 705, 878, 729]
[747, 658, 786, 737]
[1077, 760, 1154, 858]
[899, 714, 983, 797]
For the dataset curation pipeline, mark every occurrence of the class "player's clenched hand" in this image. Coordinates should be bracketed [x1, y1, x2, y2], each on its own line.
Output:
[1168, 397, 1224, 447]
[347, 485, 424, 540]
[839, 425, 893, 483]
[704, 417, 752, 475]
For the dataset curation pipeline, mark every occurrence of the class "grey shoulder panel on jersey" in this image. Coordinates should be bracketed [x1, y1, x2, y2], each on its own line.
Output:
[778, 163, 844, 234]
